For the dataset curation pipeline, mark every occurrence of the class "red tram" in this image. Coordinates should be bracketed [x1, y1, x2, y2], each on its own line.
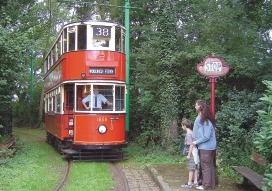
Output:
[43, 20, 128, 161]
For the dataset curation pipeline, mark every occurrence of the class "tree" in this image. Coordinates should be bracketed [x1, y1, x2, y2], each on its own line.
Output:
[129, 0, 272, 151]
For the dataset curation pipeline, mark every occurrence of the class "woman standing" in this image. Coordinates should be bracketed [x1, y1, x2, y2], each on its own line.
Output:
[193, 100, 216, 190]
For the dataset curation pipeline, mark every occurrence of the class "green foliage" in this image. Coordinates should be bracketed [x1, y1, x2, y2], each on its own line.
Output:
[124, 142, 182, 165]
[254, 80, 272, 191]
[216, 89, 264, 167]
[129, 0, 272, 152]
[12, 82, 44, 127]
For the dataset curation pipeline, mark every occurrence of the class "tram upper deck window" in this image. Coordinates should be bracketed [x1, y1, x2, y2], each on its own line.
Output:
[63, 28, 67, 53]
[57, 37, 62, 59]
[68, 26, 76, 51]
[78, 25, 87, 50]
[92, 25, 111, 48]
[115, 27, 125, 53]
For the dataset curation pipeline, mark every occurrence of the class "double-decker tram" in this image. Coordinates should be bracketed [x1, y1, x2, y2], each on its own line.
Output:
[43, 20, 128, 161]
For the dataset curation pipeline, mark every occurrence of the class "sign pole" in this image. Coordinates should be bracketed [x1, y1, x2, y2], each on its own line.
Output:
[125, 0, 130, 132]
[210, 78, 216, 118]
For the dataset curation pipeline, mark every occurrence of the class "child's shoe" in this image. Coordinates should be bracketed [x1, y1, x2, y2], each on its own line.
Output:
[193, 183, 199, 187]
[181, 184, 193, 189]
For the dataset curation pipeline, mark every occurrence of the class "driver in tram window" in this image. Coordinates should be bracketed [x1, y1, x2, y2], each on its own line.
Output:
[82, 86, 112, 111]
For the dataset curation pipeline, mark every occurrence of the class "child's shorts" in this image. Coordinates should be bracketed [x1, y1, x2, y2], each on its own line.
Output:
[187, 157, 197, 170]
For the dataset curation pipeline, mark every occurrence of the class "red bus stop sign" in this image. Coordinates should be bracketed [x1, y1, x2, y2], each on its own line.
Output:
[197, 56, 229, 78]
[197, 54, 229, 118]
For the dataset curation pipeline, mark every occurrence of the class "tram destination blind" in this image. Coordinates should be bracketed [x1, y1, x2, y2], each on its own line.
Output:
[89, 67, 115, 75]
[93, 26, 111, 38]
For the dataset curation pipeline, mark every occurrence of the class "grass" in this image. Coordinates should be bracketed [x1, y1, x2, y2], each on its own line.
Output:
[0, 128, 113, 191]
[63, 162, 113, 191]
[0, 128, 65, 191]
[118, 142, 186, 170]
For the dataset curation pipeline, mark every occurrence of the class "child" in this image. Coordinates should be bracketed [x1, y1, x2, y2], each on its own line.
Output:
[181, 118, 199, 189]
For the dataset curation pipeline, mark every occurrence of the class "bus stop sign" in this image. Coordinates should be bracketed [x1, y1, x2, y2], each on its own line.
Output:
[197, 56, 229, 78]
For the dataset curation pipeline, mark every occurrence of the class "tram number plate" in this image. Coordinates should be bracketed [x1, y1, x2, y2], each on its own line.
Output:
[93, 26, 111, 38]
[97, 117, 107, 122]
[204, 61, 222, 72]
[89, 67, 115, 75]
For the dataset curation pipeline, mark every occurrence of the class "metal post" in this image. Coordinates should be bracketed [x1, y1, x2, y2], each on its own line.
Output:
[125, 0, 130, 132]
[210, 78, 216, 118]
[30, 50, 34, 104]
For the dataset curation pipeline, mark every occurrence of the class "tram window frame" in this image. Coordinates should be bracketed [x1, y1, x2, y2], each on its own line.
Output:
[50, 51, 54, 67]
[56, 93, 61, 113]
[49, 97, 53, 112]
[91, 25, 112, 49]
[64, 84, 74, 111]
[115, 26, 121, 52]
[48, 55, 51, 70]
[68, 26, 76, 51]
[115, 27, 125, 53]
[63, 28, 67, 53]
[53, 96, 56, 112]
[121, 29, 125, 53]
[75, 83, 125, 113]
[78, 25, 87, 50]
[57, 36, 62, 59]
[115, 85, 125, 111]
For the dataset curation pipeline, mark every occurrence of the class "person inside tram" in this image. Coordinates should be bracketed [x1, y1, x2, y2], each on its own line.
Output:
[82, 86, 112, 111]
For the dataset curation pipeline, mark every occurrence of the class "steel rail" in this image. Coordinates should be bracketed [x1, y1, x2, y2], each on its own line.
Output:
[54, 160, 71, 191]
[111, 162, 129, 191]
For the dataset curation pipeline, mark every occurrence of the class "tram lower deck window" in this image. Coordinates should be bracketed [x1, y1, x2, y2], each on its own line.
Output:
[75, 84, 125, 112]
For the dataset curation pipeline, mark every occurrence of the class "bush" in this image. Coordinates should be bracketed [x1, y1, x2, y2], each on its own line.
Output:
[254, 80, 272, 191]
[215, 89, 264, 168]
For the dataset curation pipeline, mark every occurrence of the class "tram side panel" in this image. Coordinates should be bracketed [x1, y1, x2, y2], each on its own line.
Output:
[74, 114, 126, 145]
[45, 114, 63, 140]
[62, 51, 126, 81]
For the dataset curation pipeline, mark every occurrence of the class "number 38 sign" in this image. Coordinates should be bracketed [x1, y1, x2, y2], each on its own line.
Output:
[197, 55, 229, 78]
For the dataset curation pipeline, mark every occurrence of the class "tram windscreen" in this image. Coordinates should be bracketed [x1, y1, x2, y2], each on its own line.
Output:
[76, 84, 125, 112]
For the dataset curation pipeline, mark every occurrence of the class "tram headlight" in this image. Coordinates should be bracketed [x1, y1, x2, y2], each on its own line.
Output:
[98, 125, 107, 134]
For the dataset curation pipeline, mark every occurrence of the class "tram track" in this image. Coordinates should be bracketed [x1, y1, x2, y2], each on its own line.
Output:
[54, 160, 71, 191]
[111, 162, 130, 191]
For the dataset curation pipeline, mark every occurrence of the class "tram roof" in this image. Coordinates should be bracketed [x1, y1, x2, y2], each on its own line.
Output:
[61, 20, 125, 30]
[44, 20, 125, 61]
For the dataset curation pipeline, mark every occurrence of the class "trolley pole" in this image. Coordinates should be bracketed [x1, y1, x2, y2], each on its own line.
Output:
[29, 50, 34, 104]
[125, 0, 130, 132]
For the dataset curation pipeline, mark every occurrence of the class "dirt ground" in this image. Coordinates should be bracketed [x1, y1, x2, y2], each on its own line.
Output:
[152, 164, 260, 191]
[110, 163, 261, 191]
